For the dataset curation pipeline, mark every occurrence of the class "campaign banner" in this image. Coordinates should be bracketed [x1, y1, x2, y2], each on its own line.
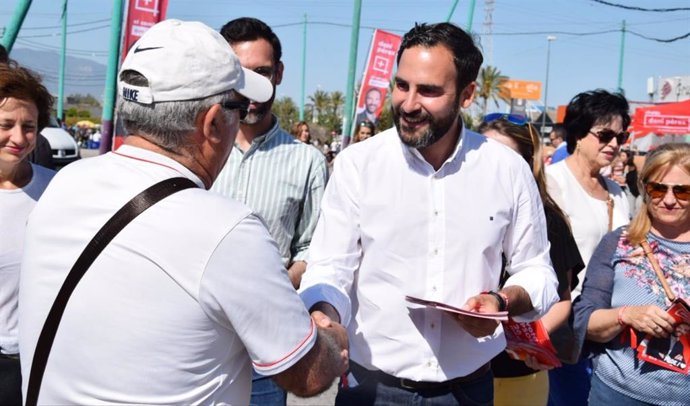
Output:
[121, 0, 169, 61]
[353, 29, 402, 132]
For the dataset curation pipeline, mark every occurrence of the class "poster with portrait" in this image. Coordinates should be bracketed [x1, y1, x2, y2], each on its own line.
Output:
[353, 29, 401, 133]
[637, 298, 690, 375]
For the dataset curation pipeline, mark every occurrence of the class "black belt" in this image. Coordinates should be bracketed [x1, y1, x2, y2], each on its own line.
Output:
[349, 362, 490, 391]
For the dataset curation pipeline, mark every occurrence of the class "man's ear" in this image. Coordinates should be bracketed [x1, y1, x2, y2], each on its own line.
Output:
[201, 104, 225, 144]
[460, 82, 477, 109]
[274, 61, 285, 86]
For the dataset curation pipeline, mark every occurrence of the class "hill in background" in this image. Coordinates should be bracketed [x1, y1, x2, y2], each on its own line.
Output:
[10, 48, 107, 102]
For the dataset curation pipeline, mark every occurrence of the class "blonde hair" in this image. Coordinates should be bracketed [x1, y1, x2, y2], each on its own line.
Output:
[627, 143, 690, 245]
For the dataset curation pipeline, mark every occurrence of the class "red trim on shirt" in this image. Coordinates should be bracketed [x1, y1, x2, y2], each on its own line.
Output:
[253, 318, 317, 368]
[113, 151, 183, 174]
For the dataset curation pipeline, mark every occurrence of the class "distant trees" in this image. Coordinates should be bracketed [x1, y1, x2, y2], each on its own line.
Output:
[474, 65, 510, 117]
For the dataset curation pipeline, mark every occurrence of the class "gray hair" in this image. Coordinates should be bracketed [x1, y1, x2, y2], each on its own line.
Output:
[117, 69, 235, 151]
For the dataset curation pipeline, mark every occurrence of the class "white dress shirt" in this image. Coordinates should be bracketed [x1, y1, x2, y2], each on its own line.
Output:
[300, 127, 559, 381]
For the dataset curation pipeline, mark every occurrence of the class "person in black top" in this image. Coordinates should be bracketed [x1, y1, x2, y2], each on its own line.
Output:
[480, 114, 584, 406]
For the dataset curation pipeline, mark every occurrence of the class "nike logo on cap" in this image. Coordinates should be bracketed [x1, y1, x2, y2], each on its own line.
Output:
[133, 46, 163, 53]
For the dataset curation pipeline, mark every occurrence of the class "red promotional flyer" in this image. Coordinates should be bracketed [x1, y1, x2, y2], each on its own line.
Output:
[502, 319, 562, 368]
[121, 0, 169, 61]
[637, 298, 690, 375]
[353, 29, 401, 132]
[405, 296, 508, 321]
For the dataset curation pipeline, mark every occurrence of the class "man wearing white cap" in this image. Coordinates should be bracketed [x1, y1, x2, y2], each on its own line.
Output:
[18, 19, 348, 405]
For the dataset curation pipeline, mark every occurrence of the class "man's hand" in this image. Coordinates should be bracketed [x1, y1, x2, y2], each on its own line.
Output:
[273, 310, 349, 397]
[455, 294, 501, 337]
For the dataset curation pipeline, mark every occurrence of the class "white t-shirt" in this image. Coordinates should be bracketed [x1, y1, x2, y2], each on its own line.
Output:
[0, 164, 54, 355]
[19, 146, 316, 404]
[546, 160, 630, 296]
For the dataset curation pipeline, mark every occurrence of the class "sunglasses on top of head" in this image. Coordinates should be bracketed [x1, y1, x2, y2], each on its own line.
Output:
[588, 128, 629, 145]
[221, 100, 250, 120]
[483, 113, 529, 126]
[645, 182, 690, 201]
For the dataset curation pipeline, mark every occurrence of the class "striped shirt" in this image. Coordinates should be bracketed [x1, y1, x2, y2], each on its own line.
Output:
[211, 119, 328, 266]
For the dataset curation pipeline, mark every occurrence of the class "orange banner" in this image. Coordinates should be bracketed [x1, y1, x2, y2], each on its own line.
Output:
[354, 29, 402, 132]
[121, 0, 169, 62]
[502, 80, 542, 101]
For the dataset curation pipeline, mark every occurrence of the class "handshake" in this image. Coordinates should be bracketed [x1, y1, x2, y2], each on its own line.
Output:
[273, 307, 349, 397]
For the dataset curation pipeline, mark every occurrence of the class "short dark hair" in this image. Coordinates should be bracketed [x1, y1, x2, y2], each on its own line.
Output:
[220, 17, 282, 65]
[0, 44, 9, 64]
[563, 89, 630, 154]
[550, 123, 566, 141]
[397, 22, 483, 95]
[0, 61, 54, 130]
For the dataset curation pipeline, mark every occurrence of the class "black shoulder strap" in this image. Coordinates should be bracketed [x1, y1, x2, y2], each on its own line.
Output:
[26, 176, 197, 406]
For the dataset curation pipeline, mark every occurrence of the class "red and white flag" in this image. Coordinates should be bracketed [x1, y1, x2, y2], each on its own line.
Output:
[353, 29, 402, 131]
[121, 0, 169, 61]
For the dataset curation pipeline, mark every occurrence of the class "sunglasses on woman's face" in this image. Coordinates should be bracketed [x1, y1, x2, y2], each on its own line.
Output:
[588, 128, 629, 145]
[645, 182, 690, 201]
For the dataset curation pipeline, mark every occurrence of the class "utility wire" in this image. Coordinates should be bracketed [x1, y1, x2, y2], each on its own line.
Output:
[628, 30, 690, 43]
[18, 18, 112, 30]
[591, 0, 690, 12]
[17, 24, 110, 39]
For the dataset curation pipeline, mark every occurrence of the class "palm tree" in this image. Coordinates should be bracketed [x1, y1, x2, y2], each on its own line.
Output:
[475, 65, 510, 117]
[329, 91, 345, 118]
[309, 90, 330, 123]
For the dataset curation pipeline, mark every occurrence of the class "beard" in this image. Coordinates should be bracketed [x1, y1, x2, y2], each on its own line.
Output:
[393, 102, 459, 149]
[241, 93, 275, 125]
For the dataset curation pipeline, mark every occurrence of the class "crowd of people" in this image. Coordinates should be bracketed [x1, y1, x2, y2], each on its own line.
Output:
[1, 18, 688, 406]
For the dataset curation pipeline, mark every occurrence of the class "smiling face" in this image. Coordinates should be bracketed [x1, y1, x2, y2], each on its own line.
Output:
[647, 164, 690, 235]
[0, 97, 39, 167]
[392, 45, 472, 150]
[365, 89, 382, 114]
[576, 115, 624, 170]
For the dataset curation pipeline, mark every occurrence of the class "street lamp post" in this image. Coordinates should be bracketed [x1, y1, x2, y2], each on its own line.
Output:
[541, 35, 556, 139]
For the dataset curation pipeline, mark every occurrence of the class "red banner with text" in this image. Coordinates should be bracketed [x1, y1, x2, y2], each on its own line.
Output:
[353, 29, 402, 134]
[121, 0, 169, 62]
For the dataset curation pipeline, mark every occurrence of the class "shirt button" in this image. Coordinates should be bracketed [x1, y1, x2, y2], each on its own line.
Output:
[434, 210, 439, 216]
[433, 248, 439, 255]
[431, 322, 435, 329]
[432, 286, 437, 292]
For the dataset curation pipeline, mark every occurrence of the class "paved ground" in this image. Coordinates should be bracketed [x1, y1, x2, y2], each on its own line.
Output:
[287, 381, 337, 406]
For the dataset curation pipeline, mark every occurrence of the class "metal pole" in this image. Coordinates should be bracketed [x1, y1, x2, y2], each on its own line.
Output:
[445, 0, 459, 22]
[617, 20, 626, 94]
[541, 35, 556, 138]
[299, 14, 307, 121]
[0, 0, 33, 53]
[465, 0, 477, 31]
[341, 0, 362, 148]
[99, 0, 125, 154]
[57, 0, 68, 122]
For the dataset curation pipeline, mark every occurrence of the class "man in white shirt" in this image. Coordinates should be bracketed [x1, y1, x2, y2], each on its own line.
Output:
[19, 20, 347, 405]
[299, 22, 559, 405]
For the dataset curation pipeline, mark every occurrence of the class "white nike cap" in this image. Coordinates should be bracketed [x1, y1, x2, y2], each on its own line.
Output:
[118, 19, 272, 104]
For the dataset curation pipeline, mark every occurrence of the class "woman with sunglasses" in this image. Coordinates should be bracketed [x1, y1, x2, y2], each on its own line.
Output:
[545, 89, 631, 406]
[572, 143, 690, 405]
[479, 114, 584, 406]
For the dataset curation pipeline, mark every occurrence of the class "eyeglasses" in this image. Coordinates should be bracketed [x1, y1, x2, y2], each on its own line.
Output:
[645, 182, 690, 201]
[253, 67, 274, 81]
[483, 113, 529, 126]
[588, 129, 629, 145]
[221, 100, 249, 120]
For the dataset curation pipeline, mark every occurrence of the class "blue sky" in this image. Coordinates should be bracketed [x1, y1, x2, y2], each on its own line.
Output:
[2, 0, 689, 112]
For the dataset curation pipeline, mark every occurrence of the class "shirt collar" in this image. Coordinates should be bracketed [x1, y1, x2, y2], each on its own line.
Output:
[402, 123, 466, 173]
[114, 144, 205, 188]
[236, 115, 280, 153]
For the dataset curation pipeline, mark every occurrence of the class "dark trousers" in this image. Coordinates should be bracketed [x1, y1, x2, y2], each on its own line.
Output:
[0, 355, 21, 406]
[250, 370, 286, 406]
[336, 362, 493, 406]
